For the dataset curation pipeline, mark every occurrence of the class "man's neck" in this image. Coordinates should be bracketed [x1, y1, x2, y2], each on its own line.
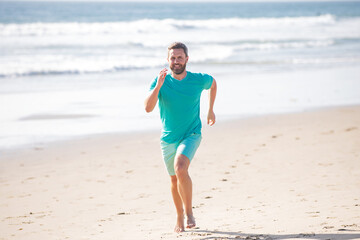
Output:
[171, 71, 187, 81]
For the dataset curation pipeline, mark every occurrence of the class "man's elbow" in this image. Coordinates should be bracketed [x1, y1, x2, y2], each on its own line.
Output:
[211, 78, 217, 90]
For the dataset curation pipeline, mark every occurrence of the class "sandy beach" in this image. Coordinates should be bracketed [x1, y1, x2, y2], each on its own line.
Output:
[1, 1, 360, 239]
[1, 106, 360, 240]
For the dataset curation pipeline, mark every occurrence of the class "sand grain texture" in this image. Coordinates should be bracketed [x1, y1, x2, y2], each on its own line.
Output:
[1, 106, 360, 240]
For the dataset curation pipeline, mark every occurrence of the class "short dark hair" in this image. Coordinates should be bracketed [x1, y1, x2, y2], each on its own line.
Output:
[167, 42, 188, 57]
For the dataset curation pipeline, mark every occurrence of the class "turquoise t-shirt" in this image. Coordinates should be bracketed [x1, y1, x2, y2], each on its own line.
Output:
[150, 71, 213, 143]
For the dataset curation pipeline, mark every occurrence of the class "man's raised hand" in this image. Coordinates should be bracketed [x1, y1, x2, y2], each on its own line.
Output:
[156, 68, 168, 89]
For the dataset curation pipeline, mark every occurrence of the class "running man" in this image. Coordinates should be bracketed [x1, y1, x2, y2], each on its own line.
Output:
[144, 42, 217, 233]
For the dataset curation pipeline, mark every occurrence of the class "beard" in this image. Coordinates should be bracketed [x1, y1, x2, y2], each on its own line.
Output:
[170, 63, 186, 75]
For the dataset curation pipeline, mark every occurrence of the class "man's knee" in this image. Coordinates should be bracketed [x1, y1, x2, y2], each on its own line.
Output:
[174, 154, 189, 178]
[170, 175, 178, 186]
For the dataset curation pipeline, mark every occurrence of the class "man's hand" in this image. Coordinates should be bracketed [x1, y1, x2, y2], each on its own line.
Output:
[207, 78, 217, 126]
[207, 110, 216, 126]
[144, 68, 168, 113]
[156, 68, 167, 89]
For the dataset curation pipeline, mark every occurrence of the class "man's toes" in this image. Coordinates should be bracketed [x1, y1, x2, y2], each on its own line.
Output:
[186, 223, 195, 228]
[186, 218, 196, 228]
[174, 226, 184, 233]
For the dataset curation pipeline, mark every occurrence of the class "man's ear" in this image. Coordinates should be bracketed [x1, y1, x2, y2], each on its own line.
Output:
[185, 56, 189, 63]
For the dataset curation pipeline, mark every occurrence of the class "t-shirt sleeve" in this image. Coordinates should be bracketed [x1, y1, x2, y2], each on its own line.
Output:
[149, 77, 158, 91]
[202, 74, 213, 90]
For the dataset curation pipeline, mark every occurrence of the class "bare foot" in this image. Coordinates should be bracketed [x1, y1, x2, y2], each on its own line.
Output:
[174, 214, 185, 233]
[186, 214, 196, 228]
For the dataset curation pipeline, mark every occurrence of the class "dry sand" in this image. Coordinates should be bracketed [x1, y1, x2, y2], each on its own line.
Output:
[1, 106, 360, 240]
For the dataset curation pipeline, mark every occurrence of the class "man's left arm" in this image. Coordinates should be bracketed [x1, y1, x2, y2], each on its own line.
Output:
[207, 78, 217, 126]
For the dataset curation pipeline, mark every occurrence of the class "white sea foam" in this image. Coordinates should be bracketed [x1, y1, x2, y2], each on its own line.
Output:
[0, 15, 343, 37]
[0, 15, 359, 77]
[1, 15, 360, 45]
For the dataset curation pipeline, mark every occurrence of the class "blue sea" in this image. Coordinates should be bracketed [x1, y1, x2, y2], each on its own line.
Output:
[1, 1, 360, 77]
[1, 1, 360, 149]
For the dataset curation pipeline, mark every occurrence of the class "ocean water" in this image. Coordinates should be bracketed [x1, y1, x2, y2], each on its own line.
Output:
[1, 1, 360, 149]
[1, 1, 360, 77]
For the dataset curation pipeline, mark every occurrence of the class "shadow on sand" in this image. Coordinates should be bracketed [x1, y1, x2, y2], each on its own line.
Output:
[189, 229, 360, 240]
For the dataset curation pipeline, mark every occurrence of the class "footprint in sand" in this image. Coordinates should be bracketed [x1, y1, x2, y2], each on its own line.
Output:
[318, 163, 333, 167]
[341, 223, 359, 229]
[18, 194, 32, 198]
[22, 220, 34, 224]
[321, 130, 334, 135]
[195, 233, 212, 236]
[117, 212, 129, 215]
[193, 203, 204, 209]
[306, 211, 320, 215]
[25, 177, 36, 181]
[345, 127, 358, 132]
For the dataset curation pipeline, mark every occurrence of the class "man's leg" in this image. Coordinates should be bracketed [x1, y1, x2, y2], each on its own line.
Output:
[170, 175, 185, 232]
[174, 154, 196, 228]
[161, 141, 187, 232]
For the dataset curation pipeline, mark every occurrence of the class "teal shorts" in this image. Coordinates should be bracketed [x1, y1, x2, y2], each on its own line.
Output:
[160, 133, 202, 176]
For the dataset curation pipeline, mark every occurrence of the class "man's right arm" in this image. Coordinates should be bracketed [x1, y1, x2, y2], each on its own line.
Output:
[144, 86, 161, 113]
[144, 68, 167, 113]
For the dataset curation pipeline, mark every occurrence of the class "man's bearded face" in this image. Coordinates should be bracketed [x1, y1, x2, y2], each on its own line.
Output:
[170, 62, 187, 75]
[168, 49, 188, 75]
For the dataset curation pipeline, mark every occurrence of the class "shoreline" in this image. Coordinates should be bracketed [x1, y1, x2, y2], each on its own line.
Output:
[1, 64, 360, 150]
[1, 105, 360, 239]
[1, 103, 359, 154]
